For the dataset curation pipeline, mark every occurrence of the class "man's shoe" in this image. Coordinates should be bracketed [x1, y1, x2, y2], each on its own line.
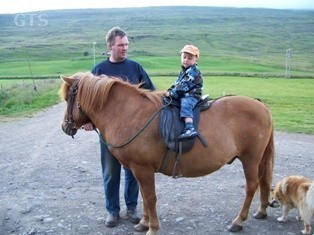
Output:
[126, 209, 141, 224]
[105, 214, 119, 227]
[178, 127, 197, 140]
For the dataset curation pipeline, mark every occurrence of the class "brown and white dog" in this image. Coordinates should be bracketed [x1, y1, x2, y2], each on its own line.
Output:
[270, 175, 314, 234]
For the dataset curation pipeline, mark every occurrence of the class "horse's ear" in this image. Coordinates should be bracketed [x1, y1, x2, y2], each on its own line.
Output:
[60, 75, 73, 86]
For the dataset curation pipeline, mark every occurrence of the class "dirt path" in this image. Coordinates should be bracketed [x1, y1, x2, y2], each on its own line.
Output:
[0, 102, 313, 235]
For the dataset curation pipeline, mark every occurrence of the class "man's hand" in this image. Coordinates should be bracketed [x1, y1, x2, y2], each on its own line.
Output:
[83, 122, 95, 131]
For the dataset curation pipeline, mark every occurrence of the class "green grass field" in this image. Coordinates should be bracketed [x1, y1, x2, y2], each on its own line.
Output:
[1, 7, 313, 78]
[153, 76, 314, 134]
[0, 55, 295, 78]
[0, 7, 313, 134]
[1, 76, 313, 134]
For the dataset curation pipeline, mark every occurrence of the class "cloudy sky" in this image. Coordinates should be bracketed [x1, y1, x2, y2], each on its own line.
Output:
[1, 0, 313, 14]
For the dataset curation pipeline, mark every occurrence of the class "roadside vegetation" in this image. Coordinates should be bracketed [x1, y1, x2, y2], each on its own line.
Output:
[0, 79, 60, 119]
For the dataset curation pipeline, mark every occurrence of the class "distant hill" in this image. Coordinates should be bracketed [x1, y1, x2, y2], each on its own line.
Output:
[0, 6, 313, 75]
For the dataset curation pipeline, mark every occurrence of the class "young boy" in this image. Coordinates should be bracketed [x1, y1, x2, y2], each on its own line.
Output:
[166, 45, 203, 140]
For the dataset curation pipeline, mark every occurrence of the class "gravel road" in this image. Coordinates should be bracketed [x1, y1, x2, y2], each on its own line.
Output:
[0, 102, 313, 235]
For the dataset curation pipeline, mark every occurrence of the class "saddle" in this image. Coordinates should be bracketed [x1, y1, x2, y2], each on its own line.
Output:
[159, 95, 211, 153]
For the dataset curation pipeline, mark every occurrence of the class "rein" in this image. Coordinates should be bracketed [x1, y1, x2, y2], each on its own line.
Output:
[100, 98, 172, 148]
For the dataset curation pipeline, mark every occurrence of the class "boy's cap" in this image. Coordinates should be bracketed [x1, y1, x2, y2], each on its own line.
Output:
[180, 45, 200, 58]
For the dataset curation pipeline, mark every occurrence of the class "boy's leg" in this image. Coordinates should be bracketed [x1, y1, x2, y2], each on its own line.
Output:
[179, 97, 198, 139]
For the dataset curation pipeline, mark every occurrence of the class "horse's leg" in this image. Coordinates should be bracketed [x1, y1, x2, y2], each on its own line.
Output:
[253, 170, 271, 220]
[132, 168, 160, 235]
[134, 189, 149, 231]
[254, 132, 274, 219]
[253, 185, 269, 219]
[229, 161, 260, 232]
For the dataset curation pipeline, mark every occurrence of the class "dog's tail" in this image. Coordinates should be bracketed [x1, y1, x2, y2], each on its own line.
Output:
[306, 180, 314, 212]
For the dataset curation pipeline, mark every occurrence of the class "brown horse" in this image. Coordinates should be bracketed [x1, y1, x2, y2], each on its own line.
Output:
[59, 72, 275, 235]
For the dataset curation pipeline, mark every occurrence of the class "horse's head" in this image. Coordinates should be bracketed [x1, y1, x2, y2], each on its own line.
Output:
[59, 73, 91, 138]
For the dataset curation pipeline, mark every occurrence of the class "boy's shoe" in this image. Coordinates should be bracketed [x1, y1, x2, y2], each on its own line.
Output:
[178, 127, 197, 140]
[126, 209, 141, 224]
[105, 213, 120, 227]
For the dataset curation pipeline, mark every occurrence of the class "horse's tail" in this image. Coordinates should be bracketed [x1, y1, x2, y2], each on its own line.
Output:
[258, 126, 275, 208]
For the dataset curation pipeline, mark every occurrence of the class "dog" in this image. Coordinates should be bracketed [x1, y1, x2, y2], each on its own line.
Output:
[270, 175, 314, 234]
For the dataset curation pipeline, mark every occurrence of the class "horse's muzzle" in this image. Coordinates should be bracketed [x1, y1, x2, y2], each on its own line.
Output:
[62, 122, 78, 138]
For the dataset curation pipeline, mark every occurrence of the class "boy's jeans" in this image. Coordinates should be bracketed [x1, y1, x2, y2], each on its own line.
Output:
[180, 96, 198, 119]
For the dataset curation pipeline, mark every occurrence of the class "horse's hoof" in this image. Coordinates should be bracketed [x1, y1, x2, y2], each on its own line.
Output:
[134, 223, 149, 232]
[145, 229, 159, 235]
[228, 223, 243, 232]
[253, 211, 267, 219]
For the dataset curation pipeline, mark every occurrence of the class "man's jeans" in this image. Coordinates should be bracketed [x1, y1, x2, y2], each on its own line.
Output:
[100, 135, 139, 215]
[180, 96, 198, 118]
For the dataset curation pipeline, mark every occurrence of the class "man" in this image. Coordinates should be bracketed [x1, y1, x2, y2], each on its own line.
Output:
[83, 27, 155, 227]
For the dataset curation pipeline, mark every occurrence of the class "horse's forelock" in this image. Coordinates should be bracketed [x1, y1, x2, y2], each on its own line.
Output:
[59, 80, 71, 101]
[59, 73, 88, 101]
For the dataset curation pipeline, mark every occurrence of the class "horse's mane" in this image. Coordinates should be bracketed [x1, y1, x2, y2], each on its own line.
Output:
[75, 72, 162, 112]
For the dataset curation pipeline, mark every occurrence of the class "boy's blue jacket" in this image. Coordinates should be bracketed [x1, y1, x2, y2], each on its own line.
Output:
[168, 64, 203, 100]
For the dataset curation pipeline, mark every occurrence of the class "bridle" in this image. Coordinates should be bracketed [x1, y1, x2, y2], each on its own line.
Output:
[64, 79, 80, 138]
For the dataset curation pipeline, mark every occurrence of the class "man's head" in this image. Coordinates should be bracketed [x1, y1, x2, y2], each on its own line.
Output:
[106, 27, 127, 47]
[106, 27, 129, 62]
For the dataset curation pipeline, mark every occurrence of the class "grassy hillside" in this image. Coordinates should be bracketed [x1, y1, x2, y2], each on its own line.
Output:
[0, 6, 313, 77]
